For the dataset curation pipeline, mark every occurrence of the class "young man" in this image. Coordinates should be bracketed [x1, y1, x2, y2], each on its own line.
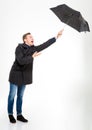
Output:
[7, 30, 64, 123]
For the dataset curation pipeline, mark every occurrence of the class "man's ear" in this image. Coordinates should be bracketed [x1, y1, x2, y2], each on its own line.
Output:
[24, 39, 26, 42]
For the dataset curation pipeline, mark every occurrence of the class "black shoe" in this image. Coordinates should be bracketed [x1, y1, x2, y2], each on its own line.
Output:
[17, 115, 28, 122]
[8, 115, 16, 123]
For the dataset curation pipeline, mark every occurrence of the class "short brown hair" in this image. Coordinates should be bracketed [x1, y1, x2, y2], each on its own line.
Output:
[22, 32, 31, 42]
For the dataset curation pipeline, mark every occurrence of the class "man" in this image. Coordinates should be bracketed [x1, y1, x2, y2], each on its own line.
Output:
[7, 29, 64, 123]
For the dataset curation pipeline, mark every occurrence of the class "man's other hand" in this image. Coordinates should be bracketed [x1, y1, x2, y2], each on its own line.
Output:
[32, 51, 41, 58]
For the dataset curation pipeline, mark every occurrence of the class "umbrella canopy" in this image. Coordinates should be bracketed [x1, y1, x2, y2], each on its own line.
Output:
[50, 4, 90, 32]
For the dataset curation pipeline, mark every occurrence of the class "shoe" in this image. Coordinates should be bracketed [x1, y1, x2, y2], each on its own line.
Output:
[8, 115, 16, 123]
[17, 115, 28, 122]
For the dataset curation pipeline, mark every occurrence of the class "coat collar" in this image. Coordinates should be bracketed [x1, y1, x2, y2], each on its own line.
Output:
[22, 43, 34, 48]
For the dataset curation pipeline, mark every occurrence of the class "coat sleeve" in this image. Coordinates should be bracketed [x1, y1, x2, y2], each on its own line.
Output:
[35, 37, 56, 52]
[15, 45, 33, 65]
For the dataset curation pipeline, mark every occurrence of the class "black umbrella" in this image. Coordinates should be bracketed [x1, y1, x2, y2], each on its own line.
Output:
[50, 4, 90, 32]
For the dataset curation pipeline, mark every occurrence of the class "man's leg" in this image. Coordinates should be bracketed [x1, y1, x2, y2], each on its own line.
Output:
[16, 85, 25, 115]
[8, 83, 17, 123]
[16, 85, 28, 122]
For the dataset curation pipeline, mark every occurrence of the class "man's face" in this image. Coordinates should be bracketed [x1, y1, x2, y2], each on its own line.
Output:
[24, 34, 34, 46]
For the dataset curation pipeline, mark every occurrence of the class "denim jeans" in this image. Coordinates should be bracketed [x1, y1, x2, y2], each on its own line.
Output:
[8, 83, 26, 115]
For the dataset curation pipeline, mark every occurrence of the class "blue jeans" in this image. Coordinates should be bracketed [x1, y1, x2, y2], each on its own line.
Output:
[8, 83, 26, 115]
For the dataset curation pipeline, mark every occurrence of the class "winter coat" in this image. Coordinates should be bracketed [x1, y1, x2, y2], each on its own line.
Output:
[9, 37, 56, 86]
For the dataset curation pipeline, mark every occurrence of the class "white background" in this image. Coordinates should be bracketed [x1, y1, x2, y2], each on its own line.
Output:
[0, 0, 92, 130]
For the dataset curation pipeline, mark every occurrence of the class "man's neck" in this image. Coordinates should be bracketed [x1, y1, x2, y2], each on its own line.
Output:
[25, 42, 31, 46]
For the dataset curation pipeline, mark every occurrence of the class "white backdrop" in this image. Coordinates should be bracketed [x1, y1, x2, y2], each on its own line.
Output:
[0, 0, 92, 130]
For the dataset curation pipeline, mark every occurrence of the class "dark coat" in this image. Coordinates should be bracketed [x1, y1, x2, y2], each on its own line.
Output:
[9, 37, 56, 86]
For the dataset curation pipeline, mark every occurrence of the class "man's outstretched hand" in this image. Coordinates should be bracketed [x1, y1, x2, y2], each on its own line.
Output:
[32, 29, 64, 58]
[56, 29, 64, 39]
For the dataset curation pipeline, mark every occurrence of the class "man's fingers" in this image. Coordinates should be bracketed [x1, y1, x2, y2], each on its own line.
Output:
[35, 52, 41, 56]
[32, 51, 41, 58]
[56, 29, 64, 39]
[59, 29, 64, 35]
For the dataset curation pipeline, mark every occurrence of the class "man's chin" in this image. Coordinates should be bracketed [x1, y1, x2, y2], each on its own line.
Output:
[30, 42, 34, 46]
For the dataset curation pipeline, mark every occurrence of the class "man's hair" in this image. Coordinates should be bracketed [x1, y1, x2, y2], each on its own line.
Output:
[22, 32, 31, 42]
